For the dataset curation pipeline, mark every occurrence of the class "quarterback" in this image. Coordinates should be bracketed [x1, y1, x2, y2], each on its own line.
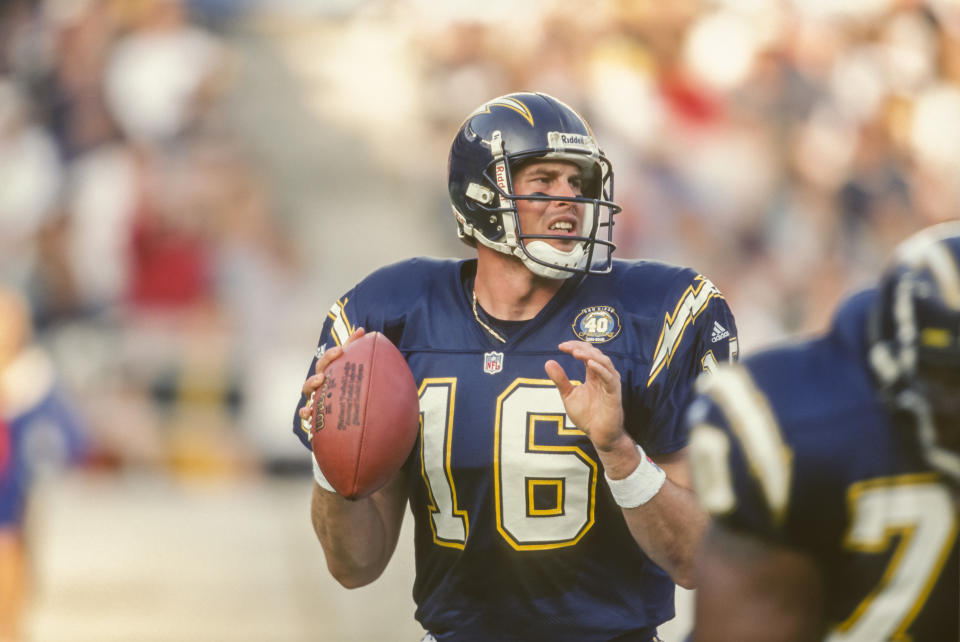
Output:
[293, 92, 738, 641]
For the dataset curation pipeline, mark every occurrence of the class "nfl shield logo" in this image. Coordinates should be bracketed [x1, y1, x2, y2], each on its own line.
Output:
[483, 351, 504, 375]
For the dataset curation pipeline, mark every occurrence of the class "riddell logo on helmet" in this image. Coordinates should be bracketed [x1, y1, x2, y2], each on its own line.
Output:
[560, 134, 588, 145]
[495, 162, 508, 189]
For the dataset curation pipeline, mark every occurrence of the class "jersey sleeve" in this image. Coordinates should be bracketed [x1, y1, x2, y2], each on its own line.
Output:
[290, 262, 419, 450]
[686, 365, 795, 543]
[641, 271, 739, 455]
[290, 281, 370, 450]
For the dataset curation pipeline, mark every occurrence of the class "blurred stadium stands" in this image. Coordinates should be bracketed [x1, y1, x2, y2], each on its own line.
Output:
[0, 0, 958, 639]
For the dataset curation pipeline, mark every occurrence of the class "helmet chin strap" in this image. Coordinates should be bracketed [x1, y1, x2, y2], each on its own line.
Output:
[498, 208, 583, 280]
[521, 241, 585, 280]
[470, 225, 583, 280]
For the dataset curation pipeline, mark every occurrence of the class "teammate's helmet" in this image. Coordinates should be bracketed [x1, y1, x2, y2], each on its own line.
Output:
[869, 221, 960, 484]
[448, 92, 620, 280]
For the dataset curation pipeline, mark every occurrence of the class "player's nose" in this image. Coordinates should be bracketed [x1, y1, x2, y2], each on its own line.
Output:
[546, 186, 578, 210]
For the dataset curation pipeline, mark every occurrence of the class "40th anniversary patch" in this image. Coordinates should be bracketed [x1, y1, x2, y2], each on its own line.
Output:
[572, 306, 621, 343]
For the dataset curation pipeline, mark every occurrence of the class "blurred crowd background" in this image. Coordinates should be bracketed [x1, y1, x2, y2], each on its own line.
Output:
[0, 0, 959, 639]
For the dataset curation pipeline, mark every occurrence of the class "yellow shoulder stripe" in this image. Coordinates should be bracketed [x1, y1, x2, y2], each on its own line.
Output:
[647, 276, 722, 386]
[326, 297, 353, 346]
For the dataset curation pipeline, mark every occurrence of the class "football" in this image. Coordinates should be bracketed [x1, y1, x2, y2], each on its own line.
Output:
[311, 331, 420, 499]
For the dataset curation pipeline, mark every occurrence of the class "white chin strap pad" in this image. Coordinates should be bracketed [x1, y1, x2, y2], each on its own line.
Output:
[522, 241, 587, 280]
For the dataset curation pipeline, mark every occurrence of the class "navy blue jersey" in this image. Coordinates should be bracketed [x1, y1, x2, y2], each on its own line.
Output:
[294, 257, 737, 641]
[688, 291, 958, 641]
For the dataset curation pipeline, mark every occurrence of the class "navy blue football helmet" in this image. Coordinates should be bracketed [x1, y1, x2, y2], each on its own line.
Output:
[869, 221, 960, 484]
[448, 92, 620, 279]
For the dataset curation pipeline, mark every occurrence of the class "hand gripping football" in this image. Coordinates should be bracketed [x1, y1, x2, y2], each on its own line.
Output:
[311, 331, 419, 499]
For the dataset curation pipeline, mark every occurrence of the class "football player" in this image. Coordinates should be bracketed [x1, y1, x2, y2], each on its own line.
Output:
[293, 92, 738, 641]
[687, 221, 960, 641]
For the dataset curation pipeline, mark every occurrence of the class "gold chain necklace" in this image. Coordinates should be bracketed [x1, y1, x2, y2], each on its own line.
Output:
[472, 290, 507, 343]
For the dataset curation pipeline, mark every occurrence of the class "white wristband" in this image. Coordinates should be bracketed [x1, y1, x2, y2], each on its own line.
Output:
[604, 444, 667, 508]
[312, 455, 336, 493]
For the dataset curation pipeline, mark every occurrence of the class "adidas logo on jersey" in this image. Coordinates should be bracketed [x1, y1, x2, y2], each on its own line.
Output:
[711, 321, 729, 343]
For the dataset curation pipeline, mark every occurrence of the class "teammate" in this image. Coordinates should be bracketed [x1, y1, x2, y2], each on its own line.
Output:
[687, 221, 960, 641]
[293, 92, 738, 641]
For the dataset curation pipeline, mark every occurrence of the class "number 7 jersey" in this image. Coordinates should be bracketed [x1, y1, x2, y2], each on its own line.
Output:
[688, 291, 958, 641]
[293, 257, 738, 641]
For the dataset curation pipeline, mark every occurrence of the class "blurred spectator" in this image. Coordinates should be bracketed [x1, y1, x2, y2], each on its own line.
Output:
[0, 78, 62, 301]
[0, 285, 86, 641]
[37, 0, 119, 160]
[103, 0, 230, 145]
[59, 133, 140, 317]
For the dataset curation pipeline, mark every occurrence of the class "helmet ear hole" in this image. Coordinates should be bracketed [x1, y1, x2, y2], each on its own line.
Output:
[465, 183, 495, 206]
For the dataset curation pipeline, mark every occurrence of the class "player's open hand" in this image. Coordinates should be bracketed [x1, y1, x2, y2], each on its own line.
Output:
[545, 341, 626, 452]
[299, 327, 366, 429]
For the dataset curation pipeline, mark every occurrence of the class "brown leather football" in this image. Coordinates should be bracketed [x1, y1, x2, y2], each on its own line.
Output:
[311, 331, 419, 499]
